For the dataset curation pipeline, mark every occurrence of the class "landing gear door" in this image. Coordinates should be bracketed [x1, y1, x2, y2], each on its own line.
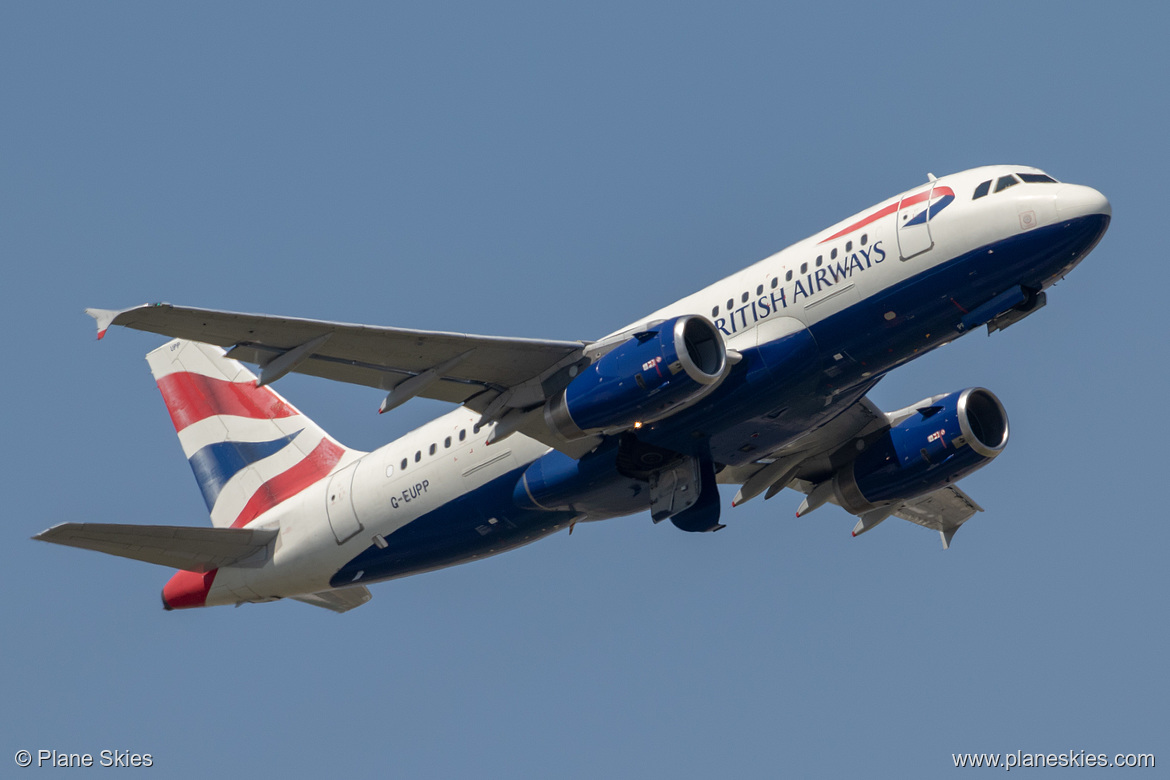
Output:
[897, 183, 935, 260]
[648, 457, 701, 523]
[325, 463, 363, 544]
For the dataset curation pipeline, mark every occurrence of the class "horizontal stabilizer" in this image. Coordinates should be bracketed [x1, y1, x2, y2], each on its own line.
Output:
[33, 522, 277, 572]
[290, 586, 372, 613]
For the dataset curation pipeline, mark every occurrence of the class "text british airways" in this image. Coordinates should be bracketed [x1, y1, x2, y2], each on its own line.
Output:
[714, 241, 886, 336]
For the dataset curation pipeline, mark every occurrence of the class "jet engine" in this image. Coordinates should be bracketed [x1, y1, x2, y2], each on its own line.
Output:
[544, 315, 728, 440]
[833, 387, 1009, 514]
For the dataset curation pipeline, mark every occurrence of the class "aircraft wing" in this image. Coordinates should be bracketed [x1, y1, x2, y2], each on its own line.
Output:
[87, 303, 597, 453]
[718, 394, 889, 504]
[720, 393, 984, 548]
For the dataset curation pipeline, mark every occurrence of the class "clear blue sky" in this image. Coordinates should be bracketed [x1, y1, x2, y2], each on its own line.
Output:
[3, 2, 1165, 777]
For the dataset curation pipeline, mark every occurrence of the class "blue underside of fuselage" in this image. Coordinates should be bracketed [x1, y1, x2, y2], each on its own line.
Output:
[329, 467, 575, 587]
[329, 213, 1109, 588]
[809, 213, 1110, 395]
[644, 212, 1111, 465]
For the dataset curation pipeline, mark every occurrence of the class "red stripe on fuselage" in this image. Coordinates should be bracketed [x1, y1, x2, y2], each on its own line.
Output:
[230, 438, 345, 528]
[156, 372, 298, 433]
[817, 186, 954, 244]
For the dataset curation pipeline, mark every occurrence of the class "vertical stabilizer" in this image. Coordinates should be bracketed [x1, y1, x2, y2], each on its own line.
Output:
[146, 339, 364, 528]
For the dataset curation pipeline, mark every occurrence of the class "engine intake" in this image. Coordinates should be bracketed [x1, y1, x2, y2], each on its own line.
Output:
[546, 315, 727, 440]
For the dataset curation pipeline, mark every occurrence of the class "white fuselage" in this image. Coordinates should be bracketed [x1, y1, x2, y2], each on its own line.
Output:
[204, 165, 1110, 605]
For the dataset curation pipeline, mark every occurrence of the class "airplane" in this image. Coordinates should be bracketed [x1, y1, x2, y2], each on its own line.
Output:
[35, 165, 1111, 612]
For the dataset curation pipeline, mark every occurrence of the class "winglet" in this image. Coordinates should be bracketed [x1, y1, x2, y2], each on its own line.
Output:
[85, 307, 125, 340]
[85, 303, 170, 340]
[940, 527, 958, 550]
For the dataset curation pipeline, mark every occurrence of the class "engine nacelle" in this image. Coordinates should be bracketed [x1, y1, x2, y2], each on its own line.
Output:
[545, 315, 727, 440]
[513, 442, 649, 517]
[834, 388, 1009, 513]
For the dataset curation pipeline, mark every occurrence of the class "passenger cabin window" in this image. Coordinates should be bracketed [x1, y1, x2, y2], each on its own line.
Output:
[726, 298, 733, 310]
[414, 451, 421, 462]
[861, 233, 867, 245]
[995, 175, 1020, 193]
[845, 241, 852, 252]
[830, 248, 837, 260]
[445, 436, 451, 448]
[429, 443, 437, 456]
[711, 306, 719, 317]
[973, 180, 991, 199]
[1018, 173, 1057, 184]
[400, 458, 408, 470]
[459, 429, 466, 441]
[770, 277, 778, 289]
[800, 262, 807, 274]
[741, 291, 748, 303]
[756, 284, 763, 295]
[785, 270, 793, 281]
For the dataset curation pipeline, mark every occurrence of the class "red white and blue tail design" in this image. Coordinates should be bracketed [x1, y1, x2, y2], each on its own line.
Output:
[146, 339, 364, 529]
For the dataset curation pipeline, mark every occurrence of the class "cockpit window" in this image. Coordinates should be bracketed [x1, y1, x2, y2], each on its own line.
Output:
[1018, 172, 1057, 184]
[976, 172, 1055, 200]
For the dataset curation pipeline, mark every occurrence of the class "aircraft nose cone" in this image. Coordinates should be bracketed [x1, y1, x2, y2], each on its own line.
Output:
[1056, 184, 1111, 220]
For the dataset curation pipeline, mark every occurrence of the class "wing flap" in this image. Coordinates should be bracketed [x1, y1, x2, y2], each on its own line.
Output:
[718, 395, 887, 500]
[892, 485, 983, 548]
[33, 522, 278, 572]
[223, 342, 486, 404]
[88, 304, 586, 407]
[893, 485, 983, 530]
[290, 586, 372, 613]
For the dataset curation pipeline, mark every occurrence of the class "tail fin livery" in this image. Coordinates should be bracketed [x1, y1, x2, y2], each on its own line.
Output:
[146, 339, 364, 528]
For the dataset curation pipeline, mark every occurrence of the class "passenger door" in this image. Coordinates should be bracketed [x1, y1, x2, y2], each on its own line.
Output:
[325, 463, 363, 544]
[896, 183, 936, 260]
